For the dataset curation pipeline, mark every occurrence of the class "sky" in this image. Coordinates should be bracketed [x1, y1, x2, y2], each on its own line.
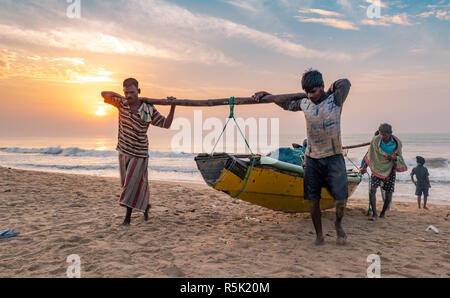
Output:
[0, 0, 449, 140]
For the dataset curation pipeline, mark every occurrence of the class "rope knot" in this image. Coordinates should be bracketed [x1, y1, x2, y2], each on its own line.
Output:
[228, 96, 235, 118]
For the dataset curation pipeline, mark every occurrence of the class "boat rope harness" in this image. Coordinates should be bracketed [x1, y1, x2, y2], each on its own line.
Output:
[210, 97, 255, 199]
[209, 98, 368, 199]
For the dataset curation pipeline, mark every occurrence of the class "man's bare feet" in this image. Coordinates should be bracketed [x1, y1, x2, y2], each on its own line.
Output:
[335, 221, 347, 245]
[336, 237, 347, 245]
[369, 214, 378, 221]
[144, 204, 151, 221]
[315, 236, 325, 246]
[424, 206, 428, 210]
[122, 207, 132, 226]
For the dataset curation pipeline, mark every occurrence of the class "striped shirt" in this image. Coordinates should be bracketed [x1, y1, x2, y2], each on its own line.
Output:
[105, 96, 166, 158]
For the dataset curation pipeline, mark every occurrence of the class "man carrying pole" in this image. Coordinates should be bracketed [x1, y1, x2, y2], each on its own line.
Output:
[102, 78, 176, 226]
[252, 69, 351, 246]
[102, 70, 352, 245]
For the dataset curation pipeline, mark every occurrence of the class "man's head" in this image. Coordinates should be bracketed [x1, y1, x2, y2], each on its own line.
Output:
[301, 69, 325, 102]
[378, 123, 392, 142]
[416, 156, 425, 166]
[123, 78, 140, 101]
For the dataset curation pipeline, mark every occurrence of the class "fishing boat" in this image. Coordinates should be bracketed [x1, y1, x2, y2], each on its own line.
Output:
[195, 150, 362, 213]
[102, 93, 364, 212]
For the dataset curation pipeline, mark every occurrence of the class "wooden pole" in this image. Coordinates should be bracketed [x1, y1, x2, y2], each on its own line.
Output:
[342, 142, 370, 149]
[137, 93, 307, 106]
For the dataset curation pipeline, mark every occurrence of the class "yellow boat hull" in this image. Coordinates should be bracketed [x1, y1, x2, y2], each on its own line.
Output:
[195, 153, 361, 213]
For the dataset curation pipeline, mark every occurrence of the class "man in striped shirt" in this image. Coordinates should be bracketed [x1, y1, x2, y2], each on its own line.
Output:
[102, 78, 176, 225]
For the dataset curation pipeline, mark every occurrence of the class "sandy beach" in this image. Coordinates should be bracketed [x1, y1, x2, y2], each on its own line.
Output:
[0, 166, 449, 278]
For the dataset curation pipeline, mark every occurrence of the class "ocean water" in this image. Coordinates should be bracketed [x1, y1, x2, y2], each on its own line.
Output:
[1, 133, 449, 205]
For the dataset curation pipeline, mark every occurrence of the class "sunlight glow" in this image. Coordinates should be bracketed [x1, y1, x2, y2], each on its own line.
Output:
[95, 107, 106, 116]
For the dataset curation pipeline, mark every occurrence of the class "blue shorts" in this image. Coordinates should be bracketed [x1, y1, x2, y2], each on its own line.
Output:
[415, 185, 429, 197]
[303, 154, 348, 202]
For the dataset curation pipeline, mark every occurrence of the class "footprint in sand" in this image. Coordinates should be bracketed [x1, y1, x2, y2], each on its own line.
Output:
[404, 263, 420, 270]
[48, 267, 66, 276]
[161, 265, 185, 277]
[66, 235, 91, 244]
[69, 203, 86, 208]
[28, 263, 45, 272]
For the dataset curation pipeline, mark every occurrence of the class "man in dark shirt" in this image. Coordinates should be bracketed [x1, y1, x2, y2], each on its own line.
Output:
[411, 156, 431, 209]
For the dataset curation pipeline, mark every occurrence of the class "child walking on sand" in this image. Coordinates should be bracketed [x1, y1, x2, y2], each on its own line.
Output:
[411, 156, 431, 209]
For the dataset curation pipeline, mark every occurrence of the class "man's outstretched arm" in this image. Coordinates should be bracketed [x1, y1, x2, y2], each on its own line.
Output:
[253, 91, 306, 111]
[328, 79, 351, 107]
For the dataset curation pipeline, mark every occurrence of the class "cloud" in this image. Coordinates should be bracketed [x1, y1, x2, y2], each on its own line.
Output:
[221, 0, 262, 13]
[435, 10, 450, 20]
[0, 55, 7, 67]
[295, 7, 358, 30]
[49, 57, 84, 65]
[365, 0, 388, 9]
[0, 0, 352, 65]
[409, 48, 425, 54]
[27, 55, 41, 61]
[358, 47, 382, 60]
[418, 11, 436, 18]
[0, 50, 115, 83]
[296, 17, 359, 30]
[118, 0, 352, 61]
[216, 21, 352, 60]
[360, 19, 391, 26]
[353, 68, 450, 92]
[298, 8, 343, 17]
[0, 24, 237, 66]
[0, 50, 16, 70]
[408, 1, 450, 22]
[361, 13, 412, 26]
[390, 13, 412, 25]
[419, 9, 450, 20]
[336, 0, 352, 9]
[427, 2, 450, 9]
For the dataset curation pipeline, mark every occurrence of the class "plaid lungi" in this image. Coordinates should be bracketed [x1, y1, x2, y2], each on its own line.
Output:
[119, 153, 149, 212]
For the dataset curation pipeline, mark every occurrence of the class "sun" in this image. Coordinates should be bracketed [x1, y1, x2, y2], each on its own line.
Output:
[95, 107, 106, 116]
